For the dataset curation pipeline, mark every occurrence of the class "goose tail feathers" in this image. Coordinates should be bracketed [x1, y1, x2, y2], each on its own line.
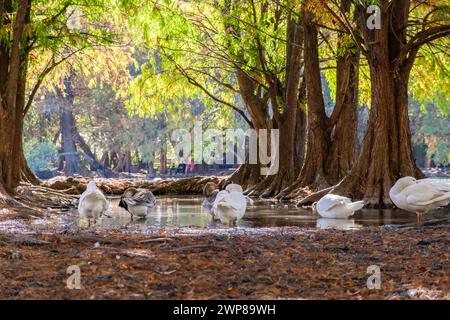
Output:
[346, 201, 364, 212]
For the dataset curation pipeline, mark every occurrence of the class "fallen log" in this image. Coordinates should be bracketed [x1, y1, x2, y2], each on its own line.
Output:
[42, 175, 228, 196]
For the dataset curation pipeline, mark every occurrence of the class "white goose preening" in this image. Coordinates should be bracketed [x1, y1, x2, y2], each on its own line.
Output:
[389, 176, 450, 222]
[202, 182, 219, 212]
[313, 194, 364, 219]
[78, 181, 109, 226]
[212, 183, 247, 226]
[119, 187, 156, 219]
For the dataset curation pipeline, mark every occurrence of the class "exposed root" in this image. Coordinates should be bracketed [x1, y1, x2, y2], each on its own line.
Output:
[260, 175, 287, 198]
[15, 185, 79, 209]
[278, 170, 331, 201]
[295, 186, 334, 206]
[227, 164, 261, 190]
[245, 175, 275, 197]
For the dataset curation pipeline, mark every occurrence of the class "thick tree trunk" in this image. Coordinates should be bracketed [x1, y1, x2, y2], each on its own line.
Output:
[294, 102, 307, 175]
[0, 0, 30, 195]
[332, 65, 422, 206]
[284, 1, 360, 198]
[296, 14, 329, 188]
[246, 16, 305, 198]
[230, 70, 271, 190]
[301, 1, 424, 207]
[16, 8, 40, 186]
[326, 39, 359, 184]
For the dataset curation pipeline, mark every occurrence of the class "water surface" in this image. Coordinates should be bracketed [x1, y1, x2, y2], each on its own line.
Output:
[67, 196, 450, 231]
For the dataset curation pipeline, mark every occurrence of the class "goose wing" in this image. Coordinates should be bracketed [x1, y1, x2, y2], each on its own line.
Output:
[403, 182, 450, 206]
[417, 178, 450, 191]
[227, 192, 247, 212]
[318, 194, 350, 212]
[214, 191, 246, 211]
[125, 189, 156, 208]
[212, 190, 230, 209]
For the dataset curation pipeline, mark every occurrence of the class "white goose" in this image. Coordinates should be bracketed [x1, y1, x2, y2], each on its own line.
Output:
[313, 194, 364, 219]
[389, 176, 450, 222]
[212, 183, 247, 226]
[78, 181, 109, 226]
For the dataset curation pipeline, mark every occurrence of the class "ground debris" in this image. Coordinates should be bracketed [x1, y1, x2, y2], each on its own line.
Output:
[0, 225, 448, 300]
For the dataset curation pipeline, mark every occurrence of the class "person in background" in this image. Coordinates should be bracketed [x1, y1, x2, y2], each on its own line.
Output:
[188, 159, 195, 175]
[169, 163, 178, 176]
[178, 162, 186, 174]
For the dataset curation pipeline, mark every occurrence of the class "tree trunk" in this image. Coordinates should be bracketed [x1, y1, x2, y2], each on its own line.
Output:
[229, 70, 271, 189]
[296, 13, 329, 188]
[308, 1, 423, 207]
[326, 19, 360, 183]
[285, 1, 360, 198]
[294, 99, 307, 175]
[246, 15, 305, 198]
[58, 75, 86, 176]
[159, 147, 167, 174]
[0, 0, 30, 196]
[16, 6, 39, 186]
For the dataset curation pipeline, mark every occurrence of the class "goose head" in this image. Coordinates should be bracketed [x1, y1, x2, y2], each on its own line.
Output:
[225, 183, 243, 193]
[311, 201, 318, 215]
[203, 182, 217, 197]
[390, 176, 416, 197]
[123, 187, 138, 198]
[119, 187, 138, 210]
[86, 181, 98, 192]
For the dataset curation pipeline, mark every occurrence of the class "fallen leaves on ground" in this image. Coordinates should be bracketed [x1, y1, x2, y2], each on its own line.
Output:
[0, 225, 448, 300]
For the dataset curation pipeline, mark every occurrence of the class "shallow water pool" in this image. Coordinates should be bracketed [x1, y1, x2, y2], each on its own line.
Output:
[67, 196, 450, 231]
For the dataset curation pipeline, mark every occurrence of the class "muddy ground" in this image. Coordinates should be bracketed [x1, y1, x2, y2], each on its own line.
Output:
[0, 220, 448, 300]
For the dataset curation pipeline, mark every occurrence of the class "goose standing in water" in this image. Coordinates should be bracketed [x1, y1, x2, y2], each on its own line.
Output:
[119, 188, 156, 219]
[313, 194, 364, 219]
[212, 183, 247, 226]
[78, 181, 109, 226]
[202, 182, 219, 212]
[389, 176, 450, 222]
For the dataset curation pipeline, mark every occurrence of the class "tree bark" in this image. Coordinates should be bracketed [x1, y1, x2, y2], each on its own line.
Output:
[284, 0, 360, 198]
[326, 4, 359, 184]
[0, 0, 31, 195]
[247, 15, 306, 198]
[159, 147, 167, 174]
[303, 0, 425, 207]
[58, 74, 87, 176]
[229, 70, 271, 189]
[296, 12, 329, 188]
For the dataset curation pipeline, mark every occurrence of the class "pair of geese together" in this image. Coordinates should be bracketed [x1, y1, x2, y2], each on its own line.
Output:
[78, 181, 247, 226]
[313, 176, 450, 221]
[78, 182, 157, 225]
[204, 176, 450, 223]
[79, 176, 450, 226]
